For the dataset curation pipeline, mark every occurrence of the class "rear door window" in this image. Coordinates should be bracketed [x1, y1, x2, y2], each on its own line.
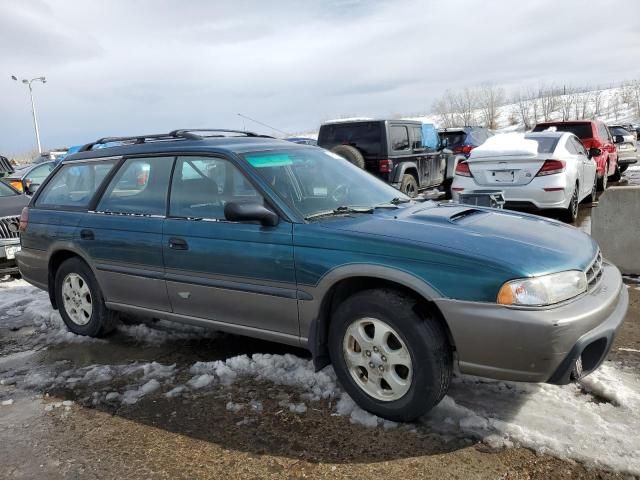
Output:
[98, 157, 174, 216]
[36, 160, 117, 209]
[390, 126, 410, 151]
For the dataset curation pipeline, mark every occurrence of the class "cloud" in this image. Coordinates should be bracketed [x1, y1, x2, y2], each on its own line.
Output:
[0, 0, 639, 152]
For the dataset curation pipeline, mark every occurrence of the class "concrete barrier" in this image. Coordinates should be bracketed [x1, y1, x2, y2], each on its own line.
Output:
[591, 186, 640, 274]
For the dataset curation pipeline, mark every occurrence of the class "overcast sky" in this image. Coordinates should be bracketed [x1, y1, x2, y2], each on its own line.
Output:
[1, 0, 639, 154]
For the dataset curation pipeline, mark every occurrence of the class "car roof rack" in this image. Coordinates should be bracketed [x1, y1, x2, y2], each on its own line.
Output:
[78, 129, 272, 152]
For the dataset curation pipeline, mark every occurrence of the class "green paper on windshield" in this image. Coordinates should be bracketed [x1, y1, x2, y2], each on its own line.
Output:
[246, 153, 293, 168]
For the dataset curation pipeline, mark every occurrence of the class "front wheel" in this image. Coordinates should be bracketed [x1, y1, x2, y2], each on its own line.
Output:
[328, 289, 452, 422]
[54, 257, 117, 337]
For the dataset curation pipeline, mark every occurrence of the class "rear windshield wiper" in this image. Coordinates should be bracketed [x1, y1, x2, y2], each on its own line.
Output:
[305, 205, 374, 220]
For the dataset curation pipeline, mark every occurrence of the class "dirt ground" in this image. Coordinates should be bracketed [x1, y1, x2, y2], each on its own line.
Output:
[1, 172, 639, 480]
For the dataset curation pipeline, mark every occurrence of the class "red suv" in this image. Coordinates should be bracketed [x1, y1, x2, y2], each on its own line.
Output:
[532, 120, 619, 191]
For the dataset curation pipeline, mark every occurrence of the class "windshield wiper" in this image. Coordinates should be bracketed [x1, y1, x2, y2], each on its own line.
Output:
[305, 205, 374, 220]
[374, 197, 412, 209]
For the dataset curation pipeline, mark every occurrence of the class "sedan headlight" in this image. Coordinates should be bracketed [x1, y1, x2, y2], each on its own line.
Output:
[497, 271, 587, 306]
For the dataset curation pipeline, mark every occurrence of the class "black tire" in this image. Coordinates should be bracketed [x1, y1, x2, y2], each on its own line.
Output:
[620, 164, 628, 174]
[609, 162, 621, 182]
[54, 257, 117, 337]
[584, 174, 597, 204]
[597, 163, 608, 192]
[328, 288, 452, 422]
[331, 145, 366, 169]
[560, 185, 579, 224]
[400, 174, 419, 198]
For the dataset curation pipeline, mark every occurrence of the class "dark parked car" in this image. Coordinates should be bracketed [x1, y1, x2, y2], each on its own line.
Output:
[317, 119, 446, 197]
[2, 161, 55, 194]
[17, 129, 628, 421]
[0, 181, 29, 275]
[0, 155, 14, 178]
[438, 126, 493, 156]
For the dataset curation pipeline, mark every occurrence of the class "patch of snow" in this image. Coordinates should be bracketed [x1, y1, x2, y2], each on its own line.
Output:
[121, 379, 161, 405]
[470, 133, 539, 159]
[226, 401, 244, 413]
[1, 399, 14, 406]
[165, 386, 187, 399]
[187, 374, 215, 389]
[287, 402, 307, 414]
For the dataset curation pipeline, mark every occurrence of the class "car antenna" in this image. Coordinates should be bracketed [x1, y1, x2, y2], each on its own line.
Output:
[237, 113, 290, 137]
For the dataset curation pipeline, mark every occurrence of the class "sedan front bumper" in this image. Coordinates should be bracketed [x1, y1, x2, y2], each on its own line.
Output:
[435, 262, 628, 383]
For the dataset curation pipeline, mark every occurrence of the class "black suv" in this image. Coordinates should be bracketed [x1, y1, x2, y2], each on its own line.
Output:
[317, 120, 445, 197]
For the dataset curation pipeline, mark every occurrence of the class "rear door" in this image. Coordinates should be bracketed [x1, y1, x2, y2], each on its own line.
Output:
[81, 156, 174, 312]
[162, 155, 299, 336]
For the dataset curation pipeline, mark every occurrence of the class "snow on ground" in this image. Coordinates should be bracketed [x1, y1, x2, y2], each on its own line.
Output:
[2, 279, 640, 474]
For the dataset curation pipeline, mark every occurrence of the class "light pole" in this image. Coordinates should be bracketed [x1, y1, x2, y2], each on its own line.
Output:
[11, 75, 47, 154]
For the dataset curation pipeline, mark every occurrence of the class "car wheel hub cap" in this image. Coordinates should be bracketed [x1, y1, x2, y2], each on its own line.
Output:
[343, 317, 412, 402]
[61, 273, 93, 326]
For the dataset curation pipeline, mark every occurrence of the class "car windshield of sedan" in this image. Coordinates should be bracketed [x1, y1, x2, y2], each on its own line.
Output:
[244, 148, 409, 219]
[0, 181, 19, 197]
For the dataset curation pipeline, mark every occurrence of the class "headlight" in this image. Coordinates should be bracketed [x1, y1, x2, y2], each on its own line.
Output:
[497, 271, 587, 306]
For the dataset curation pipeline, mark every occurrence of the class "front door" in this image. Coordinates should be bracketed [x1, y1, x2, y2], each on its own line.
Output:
[162, 155, 299, 336]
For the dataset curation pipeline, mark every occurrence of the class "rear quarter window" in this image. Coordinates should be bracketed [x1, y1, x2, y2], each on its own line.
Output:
[390, 126, 410, 151]
[35, 161, 117, 209]
[317, 122, 382, 156]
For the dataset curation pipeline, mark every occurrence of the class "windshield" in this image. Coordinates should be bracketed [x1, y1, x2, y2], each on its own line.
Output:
[0, 181, 19, 197]
[243, 148, 409, 219]
[609, 126, 630, 136]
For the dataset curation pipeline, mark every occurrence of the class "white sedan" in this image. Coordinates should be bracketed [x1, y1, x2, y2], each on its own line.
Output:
[451, 132, 598, 223]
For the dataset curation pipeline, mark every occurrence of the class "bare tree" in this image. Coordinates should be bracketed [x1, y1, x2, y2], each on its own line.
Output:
[628, 79, 640, 117]
[575, 91, 592, 119]
[539, 83, 559, 121]
[592, 90, 603, 118]
[478, 84, 504, 129]
[609, 94, 622, 121]
[559, 88, 575, 121]
[432, 91, 457, 128]
[452, 87, 478, 126]
[512, 90, 532, 129]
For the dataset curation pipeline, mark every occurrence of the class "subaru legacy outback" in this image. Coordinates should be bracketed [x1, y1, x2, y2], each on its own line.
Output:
[17, 129, 628, 421]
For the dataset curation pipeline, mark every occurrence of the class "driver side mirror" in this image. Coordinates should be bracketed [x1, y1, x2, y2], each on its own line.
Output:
[588, 147, 602, 159]
[613, 135, 624, 144]
[224, 201, 279, 226]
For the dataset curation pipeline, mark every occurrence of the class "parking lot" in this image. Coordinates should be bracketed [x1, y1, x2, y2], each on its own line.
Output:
[0, 167, 638, 480]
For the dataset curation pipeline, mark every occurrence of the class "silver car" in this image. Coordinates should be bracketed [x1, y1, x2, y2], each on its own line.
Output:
[609, 125, 638, 173]
[451, 132, 598, 224]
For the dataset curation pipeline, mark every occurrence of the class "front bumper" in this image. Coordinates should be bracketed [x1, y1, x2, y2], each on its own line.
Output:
[435, 262, 628, 383]
[0, 238, 21, 274]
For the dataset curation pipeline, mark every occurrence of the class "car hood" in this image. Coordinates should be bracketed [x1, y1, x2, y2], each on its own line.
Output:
[0, 194, 30, 218]
[323, 202, 598, 277]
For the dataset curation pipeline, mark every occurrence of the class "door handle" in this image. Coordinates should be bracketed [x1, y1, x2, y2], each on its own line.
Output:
[168, 238, 188, 250]
[80, 229, 94, 240]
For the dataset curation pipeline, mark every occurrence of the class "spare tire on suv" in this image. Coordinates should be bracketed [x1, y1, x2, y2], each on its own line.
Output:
[331, 145, 366, 169]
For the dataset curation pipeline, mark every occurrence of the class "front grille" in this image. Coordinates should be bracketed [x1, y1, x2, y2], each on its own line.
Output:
[585, 250, 603, 289]
[0, 216, 20, 240]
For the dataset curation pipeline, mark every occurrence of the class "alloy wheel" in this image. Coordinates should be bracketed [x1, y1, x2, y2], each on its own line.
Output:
[61, 273, 93, 326]
[342, 317, 412, 401]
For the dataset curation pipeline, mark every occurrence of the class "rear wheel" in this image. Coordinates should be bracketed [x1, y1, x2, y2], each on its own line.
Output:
[584, 174, 598, 204]
[331, 145, 366, 169]
[609, 162, 621, 182]
[54, 257, 117, 337]
[328, 289, 452, 422]
[597, 163, 608, 192]
[400, 174, 418, 198]
[560, 185, 579, 224]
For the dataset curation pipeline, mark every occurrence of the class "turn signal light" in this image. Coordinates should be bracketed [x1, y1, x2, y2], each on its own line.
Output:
[379, 159, 393, 173]
[19, 207, 29, 233]
[9, 180, 23, 192]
